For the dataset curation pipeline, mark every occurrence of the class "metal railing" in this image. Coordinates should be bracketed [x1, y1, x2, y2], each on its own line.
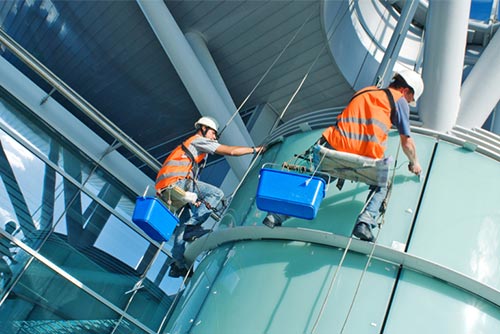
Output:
[0, 28, 161, 173]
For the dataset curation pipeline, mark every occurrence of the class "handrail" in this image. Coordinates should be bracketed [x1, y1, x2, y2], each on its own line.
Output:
[0, 28, 161, 172]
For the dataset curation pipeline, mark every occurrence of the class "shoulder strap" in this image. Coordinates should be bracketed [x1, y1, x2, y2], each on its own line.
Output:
[181, 143, 200, 180]
[350, 88, 396, 115]
[381, 88, 397, 116]
[350, 88, 380, 102]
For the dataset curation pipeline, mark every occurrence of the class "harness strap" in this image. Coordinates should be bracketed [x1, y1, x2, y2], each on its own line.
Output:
[180, 143, 201, 190]
[350, 88, 397, 116]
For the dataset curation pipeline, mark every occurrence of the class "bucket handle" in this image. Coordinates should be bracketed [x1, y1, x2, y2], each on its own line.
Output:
[142, 185, 149, 198]
[260, 163, 331, 191]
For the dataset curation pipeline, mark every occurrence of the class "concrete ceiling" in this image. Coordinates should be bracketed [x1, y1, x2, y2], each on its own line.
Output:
[0, 0, 354, 177]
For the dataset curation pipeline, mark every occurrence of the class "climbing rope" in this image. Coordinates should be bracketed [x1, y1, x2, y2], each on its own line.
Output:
[310, 189, 376, 334]
[338, 143, 401, 333]
[160, 1, 356, 329]
[225, 1, 353, 203]
[217, 5, 317, 138]
[310, 142, 401, 334]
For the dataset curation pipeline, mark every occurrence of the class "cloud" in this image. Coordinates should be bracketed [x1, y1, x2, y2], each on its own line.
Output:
[1, 134, 34, 171]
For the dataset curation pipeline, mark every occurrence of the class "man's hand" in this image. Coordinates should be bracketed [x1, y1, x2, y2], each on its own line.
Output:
[255, 145, 266, 154]
[408, 161, 422, 175]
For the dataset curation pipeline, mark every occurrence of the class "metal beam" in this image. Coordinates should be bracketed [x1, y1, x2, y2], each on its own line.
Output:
[136, 0, 255, 179]
[374, 0, 420, 87]
[0, 28, 161, 173]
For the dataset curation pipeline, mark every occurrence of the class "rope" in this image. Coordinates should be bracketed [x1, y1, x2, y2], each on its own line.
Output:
[269, 0, 354, 134]
[161, 1, 354, 328]
[338, 225, 382, 333]
[111, 241, 166, 334]
[338, 143, 401, 333]
[217, 5, 317, 137]
[310, 189, 376, 334]
[226, 1, 353, 202]
[310, 142, 401, 333]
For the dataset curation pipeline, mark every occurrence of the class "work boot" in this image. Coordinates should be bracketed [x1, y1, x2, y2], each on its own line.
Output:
[183, 225, 210, 242]
[168, 263, 193, 278]
[262, 214, 283, 229]
[352, 222, 375, 242]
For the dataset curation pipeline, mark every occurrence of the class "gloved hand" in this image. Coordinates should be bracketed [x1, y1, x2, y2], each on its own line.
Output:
[183, 191, 198, 204]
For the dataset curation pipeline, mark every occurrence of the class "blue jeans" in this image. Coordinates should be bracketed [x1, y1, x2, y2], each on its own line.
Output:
[312, 144, 387, 228]
[356, 185, 388, 228]
[171, 179, 224, 267]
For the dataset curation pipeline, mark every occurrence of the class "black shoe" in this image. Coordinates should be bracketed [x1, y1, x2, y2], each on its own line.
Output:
[352, 222, 375, 242]
[262, 214, 282, 229]
[183, 225, 210, 242]
[168, 263, 193, 278]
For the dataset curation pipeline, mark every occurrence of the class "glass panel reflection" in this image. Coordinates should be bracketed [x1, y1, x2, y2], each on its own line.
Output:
[83, 166, 137, 221]
[38, 197, 150, 308]
[0, 94, 95, 188]
[0, 225, 24, 299]
[0, 247, 149, 334]
[120, 249, 181, 330]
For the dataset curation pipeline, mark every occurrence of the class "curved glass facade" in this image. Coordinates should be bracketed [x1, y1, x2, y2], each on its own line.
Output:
[0, 66, 499, 334]
[0, 1, 499, 332]
[165, 129, 500, 333]
[0, 88, 185, 333]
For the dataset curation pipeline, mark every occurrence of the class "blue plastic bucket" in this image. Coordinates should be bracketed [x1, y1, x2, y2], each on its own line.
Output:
[256, 168, 326, 220]
[132, 197, 179, 242]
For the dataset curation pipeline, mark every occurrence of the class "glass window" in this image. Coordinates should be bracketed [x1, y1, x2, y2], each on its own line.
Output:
[0, 226, 23, 299]
[0, 248, 150, 334]
[0, 94, 95, 185]
[0, 76, 180, 333]
[83, 166, 137, 221]
[39, 190, 150, 289]
[0, 128, 57, 247]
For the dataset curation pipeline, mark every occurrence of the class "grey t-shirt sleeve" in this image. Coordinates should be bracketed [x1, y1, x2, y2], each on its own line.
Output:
[190, 136, 221, 155]
[391, 96, 412, 137]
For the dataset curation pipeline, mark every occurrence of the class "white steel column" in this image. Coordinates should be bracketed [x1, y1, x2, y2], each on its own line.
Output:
[457, 29, 500, 129]
[137, 0, 254, 179]
[419, 0, 471, 132]
[373, 0, 420, 87]
[184, 32, 247, 133]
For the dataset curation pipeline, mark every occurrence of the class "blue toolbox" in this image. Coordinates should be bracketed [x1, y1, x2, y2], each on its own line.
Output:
[256, 167, 326, 220]
[132, 196, 179, 242]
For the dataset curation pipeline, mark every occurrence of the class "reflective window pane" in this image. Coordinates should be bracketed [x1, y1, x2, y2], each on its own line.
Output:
[0, 247, 149, 334]
[0, 95, 94, 186]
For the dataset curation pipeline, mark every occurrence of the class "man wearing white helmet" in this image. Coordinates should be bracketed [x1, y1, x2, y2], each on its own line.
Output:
[156, 116, 265, 277]
[263, 70, 424, 243]
[324, 69, 423, 241]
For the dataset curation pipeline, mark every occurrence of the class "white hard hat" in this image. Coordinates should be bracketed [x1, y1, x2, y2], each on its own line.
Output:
[194, 116, 219, 132]
[397, 69, 424, 107]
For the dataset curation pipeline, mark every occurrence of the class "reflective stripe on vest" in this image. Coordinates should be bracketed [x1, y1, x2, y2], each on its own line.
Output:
[155, 135, 207, 191]
[322, 87, 402, 159]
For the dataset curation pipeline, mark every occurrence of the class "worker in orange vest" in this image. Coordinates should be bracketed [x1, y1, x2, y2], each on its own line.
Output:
[263, 70, 423, 242]
[157, 116, 265, 277]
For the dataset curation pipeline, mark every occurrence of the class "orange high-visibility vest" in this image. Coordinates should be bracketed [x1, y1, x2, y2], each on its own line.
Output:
[155, 135, 207, 192]
[322, 87, 402, 159]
